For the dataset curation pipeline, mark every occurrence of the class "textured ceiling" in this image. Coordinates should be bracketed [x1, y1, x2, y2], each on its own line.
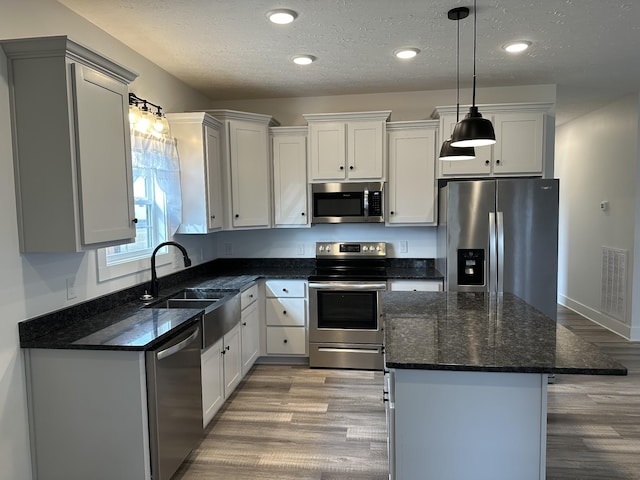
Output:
[58, 0, 639, 120]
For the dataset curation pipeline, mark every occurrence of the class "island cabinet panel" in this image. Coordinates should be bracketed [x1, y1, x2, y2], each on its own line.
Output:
[25, 348, 151, 480]
[2, 36, 138, 252]
[392, 369, 547, 480]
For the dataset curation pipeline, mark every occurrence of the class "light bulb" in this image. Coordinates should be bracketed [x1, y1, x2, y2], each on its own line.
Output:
[394, 48, 420, 59]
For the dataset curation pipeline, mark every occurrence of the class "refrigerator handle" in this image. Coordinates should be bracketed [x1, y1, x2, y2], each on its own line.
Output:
[488, 212, 497, 293]
[497, 211, 504, 293]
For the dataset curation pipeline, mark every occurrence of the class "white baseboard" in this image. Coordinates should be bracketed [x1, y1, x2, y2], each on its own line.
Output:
[558, 294, 631, 340]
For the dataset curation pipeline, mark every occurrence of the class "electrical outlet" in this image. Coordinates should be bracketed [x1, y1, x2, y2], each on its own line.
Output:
[296, 243, 305, 255]
[66, 278, 77, 300]
[224, 243, 233, 256]
[399, 241, 408, 253]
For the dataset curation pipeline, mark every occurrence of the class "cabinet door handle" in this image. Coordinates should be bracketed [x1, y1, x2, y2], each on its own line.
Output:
[283, 339, 288, 344]
[349, 165, 354, 170]
[235, 214, 240, 218]
[390, 211, 394, 215]
[485, 160, 490, 166]
[301, 212, 305, 216]
[242, 321, 247, 326]
[225, 345, 230, 351]
[221, 349, 226, 355]
[132, 218, 138, 224]
[496, 159, 501, 165]
[283, 310, 287, 315]
[211, 214, 216, 219]
[339, 166, 344, 170]
[283, 288, 288, 292]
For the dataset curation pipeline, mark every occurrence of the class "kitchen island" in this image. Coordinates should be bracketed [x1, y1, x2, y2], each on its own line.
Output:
[383, 291, 627, 480]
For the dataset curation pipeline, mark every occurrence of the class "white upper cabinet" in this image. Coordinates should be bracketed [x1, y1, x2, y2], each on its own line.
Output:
[387, 121, 438, 225]
[270, 127, 309, 227]
[166, 113, 224, 233]
[435, 103, 554, 179]
[2, 36, 137, 252]
[207, 110, 275, 230]
[304, 111, 391, 182]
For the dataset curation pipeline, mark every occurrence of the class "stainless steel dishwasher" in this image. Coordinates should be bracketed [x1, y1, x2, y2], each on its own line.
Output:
[146, 321, 203, 480]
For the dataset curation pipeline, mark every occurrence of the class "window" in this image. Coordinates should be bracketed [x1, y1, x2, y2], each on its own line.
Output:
[97, 131, 182, 281]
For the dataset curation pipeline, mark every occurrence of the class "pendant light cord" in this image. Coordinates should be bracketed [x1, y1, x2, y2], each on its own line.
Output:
[456, 9, 460, 122]
[472, 0, 477, 107]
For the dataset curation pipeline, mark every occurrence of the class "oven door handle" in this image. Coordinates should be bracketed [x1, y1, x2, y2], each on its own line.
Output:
[308, 281, 388, 291]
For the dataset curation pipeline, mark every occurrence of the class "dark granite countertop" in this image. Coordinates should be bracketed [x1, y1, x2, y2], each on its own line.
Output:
[383, 291, 627, 375]
[19, 257, 442, 352]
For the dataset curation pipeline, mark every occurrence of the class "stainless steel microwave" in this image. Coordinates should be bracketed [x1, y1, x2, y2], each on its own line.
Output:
[311, 182, 384, 224]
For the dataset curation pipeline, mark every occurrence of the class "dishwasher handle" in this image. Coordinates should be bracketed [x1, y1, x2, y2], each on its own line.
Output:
[157, 325, 200, 361]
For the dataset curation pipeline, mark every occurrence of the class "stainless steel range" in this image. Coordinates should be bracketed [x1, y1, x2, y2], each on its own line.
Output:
[308, 242, 387, 370]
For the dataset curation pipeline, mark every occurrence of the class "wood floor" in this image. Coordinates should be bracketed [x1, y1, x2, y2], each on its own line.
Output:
[174, 306, 640, 480]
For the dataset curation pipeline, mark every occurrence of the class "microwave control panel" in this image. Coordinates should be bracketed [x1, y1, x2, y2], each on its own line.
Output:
[367, 191, 383, 216]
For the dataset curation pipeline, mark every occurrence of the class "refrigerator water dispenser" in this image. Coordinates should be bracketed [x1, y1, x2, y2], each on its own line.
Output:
[457, 249, 485, 286]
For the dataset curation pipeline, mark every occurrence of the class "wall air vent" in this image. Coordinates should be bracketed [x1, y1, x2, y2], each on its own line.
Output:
[600, 246, 628, 324]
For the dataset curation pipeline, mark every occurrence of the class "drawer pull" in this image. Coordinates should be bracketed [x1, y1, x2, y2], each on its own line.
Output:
[283, 310, 287, 315]
[283, 288, 288, 292]
[242, 321, 247, 326]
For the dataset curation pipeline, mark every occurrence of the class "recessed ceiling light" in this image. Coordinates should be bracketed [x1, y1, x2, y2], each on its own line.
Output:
[503, 41, 532, 53]
[292, 55, 315, 65]
[394, 48, 420, 60]
[267, 9, 298, 24]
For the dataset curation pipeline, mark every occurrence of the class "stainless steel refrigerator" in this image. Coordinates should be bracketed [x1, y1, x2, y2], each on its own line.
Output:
[437, 178, 559, 320]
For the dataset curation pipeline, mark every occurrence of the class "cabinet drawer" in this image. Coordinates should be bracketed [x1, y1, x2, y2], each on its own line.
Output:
[265, 279, 306, 298]
[388, 279, 443, 292]
[266, 298, 306, 326]
[241, 283, 258, 309]
[266, 327, 306, 355]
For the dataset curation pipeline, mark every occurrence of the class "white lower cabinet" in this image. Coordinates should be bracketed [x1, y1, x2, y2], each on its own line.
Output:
[222, 322, 242, 397]
[265, 279, 307, 356]
[241, 284, 260, 376]
[201, 337, 224, 427]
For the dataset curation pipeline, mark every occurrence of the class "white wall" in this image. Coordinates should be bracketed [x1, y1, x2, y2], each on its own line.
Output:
[555, 93, 639, 340]
[0, 2, 216, 479]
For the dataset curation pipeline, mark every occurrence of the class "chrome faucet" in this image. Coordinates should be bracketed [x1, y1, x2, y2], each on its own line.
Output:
[149, 241, 192, 298]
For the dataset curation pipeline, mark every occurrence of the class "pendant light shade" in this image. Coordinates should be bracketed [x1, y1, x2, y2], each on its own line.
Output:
[450, 0, 496, 148]
[450, 106, 496, 147]
[439, 6, 475, 161]
[439, 138, 476, 160]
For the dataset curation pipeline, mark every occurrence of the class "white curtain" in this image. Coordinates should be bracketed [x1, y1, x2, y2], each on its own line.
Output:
[130, 131, 182, 236]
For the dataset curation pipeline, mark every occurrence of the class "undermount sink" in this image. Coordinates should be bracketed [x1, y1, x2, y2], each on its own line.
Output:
[146, 289, 240, 349]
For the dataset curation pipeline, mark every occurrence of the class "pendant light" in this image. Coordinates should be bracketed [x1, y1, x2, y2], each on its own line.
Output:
[439, 6, 475, 161]
[450, 0, 496, 148]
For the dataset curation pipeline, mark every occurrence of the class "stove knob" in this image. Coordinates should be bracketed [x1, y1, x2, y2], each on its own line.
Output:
[318, 245, 324, 252]
[362, 245, 368, 252]
[376, 245, 381, 252]
[325, 245, 331, 253]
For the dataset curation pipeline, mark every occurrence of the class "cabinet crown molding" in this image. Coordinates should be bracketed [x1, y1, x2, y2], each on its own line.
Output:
[386, 120, 439, 131]
[303, 110, 392, 123]
[0, 35, 138, 84]
[165, 112, 223, 129]
[205, 109, 279, 126]
[431, 102, 554, 119]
